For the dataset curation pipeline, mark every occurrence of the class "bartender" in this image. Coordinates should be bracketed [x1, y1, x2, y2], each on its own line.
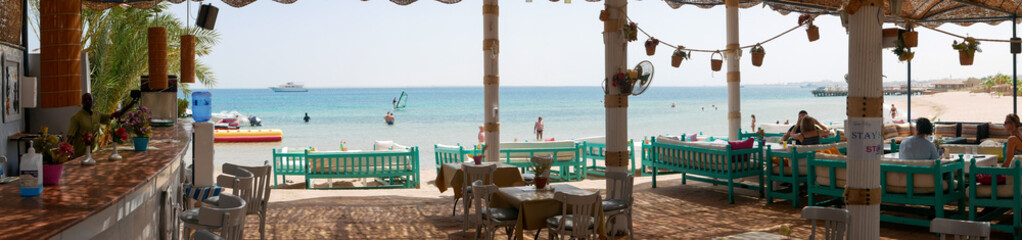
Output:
[68, 93, 138, 158]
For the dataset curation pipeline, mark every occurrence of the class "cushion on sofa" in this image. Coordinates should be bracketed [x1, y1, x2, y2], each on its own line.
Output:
[883, 125, 899, 139]
[989, 124, 1011, 139]
[961, 124, 979, 143]
[934, 124, 958, 138]
[896, 124, 913, 137]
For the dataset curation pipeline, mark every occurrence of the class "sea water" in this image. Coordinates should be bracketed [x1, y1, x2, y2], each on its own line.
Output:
[188, 86, 902, 170]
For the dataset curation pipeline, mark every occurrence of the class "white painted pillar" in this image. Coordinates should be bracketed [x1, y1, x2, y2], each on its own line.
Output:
[604, 0, 628, 174]
[846, 5, 883, 239]
[725, 0, 741, 140]
[483, 0, 500, 162]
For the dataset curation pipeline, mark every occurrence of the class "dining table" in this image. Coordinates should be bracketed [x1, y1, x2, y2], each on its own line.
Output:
[435, 162, 525, 199]
[491, 184, 606, 239]
[882, 152, 998, 174]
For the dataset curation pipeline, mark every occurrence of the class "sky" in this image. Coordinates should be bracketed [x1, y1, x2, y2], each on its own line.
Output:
[27, 0, 1022, 89]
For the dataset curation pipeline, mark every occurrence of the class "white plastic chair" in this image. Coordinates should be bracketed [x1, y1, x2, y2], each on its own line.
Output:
[461, 163, 497, 235]
[233, 161, 272, 240]
[930, 218, 991, 240]
[547, 190, 601, 240]
[181, 194, 248, 240]
[801, 206, 849, 240]
[472, 184, 518, 240]
[603, 172, 634, 240]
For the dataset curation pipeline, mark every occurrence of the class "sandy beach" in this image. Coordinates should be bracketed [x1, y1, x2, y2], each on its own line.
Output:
[889, 91, 1020, 122]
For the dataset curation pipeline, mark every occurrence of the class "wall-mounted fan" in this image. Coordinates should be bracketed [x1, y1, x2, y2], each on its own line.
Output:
[602, 60, 655, 96]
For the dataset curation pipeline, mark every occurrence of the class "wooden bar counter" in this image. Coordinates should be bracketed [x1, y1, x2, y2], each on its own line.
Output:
[0, 123, 191, 240]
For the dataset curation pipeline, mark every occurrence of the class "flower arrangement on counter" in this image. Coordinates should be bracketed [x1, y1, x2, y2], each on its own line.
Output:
[34, 127, 74, 165]
[122, 106, 153, 138]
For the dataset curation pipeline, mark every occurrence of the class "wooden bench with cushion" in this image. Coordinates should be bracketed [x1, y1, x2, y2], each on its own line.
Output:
[497, 141, 584, 181]
[304, 146, 420, 189]
[272, 147, 306, 189]
[649, 137, 765, 204]
[578, 137, 637, 176]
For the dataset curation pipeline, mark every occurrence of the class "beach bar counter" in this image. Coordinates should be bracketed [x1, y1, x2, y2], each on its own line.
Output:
[0, 123, 189, 239]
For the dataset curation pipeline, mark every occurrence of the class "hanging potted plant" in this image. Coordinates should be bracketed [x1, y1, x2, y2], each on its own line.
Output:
[671, 46, 690, 68]
[710, 51, 724, 72]
[644, 37, 659, 56]
[892, 36, 914, 62]
[952, 37, 980, 66]
[611, 72, 633, 94]
[122, 106, 153, 151]
[34, 127, 73, 185]
[902, 26, 918, 48]
[750, 44, 766, 67]
[799, 14, 819, 42]
[623, 22, 638, 42]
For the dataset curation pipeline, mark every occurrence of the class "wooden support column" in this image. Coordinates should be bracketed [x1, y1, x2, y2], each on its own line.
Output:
[483, 0, 500, 162]
[39, 0, 82, 107]
[725, 0, 741, 140]
[604, 0, 628, 173]
[846, 4, 883, 239]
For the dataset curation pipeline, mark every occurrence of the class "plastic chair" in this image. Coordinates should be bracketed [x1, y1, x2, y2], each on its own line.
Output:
[801, 206, 849, 240]
[547, 190, 601, 240]
[181, 194, 248, 240]
[471, 184, 518, 240]
[603, 172, 633, 240]
[930, 218, 991, 240]
[192, 230, 225, 240]
[236, 161, 272, 240]
[204, 164, 256, 206]
[461, 163, 497, 235]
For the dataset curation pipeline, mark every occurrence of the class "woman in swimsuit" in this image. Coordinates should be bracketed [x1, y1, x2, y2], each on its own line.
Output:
[791, 116, 826, 145]
[1003, 113, 1022, 167]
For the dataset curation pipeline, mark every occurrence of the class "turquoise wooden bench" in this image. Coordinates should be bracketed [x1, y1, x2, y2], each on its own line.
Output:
[272, 148, 307, 189]
[649, 137, 765, 203]
[764, 143, 847, 208]
[968, 159, 1021, 239]
[807, 153, 966, 227]
[304, 147, 420, 189]
[496, 141, 584, 181]
[434, 144, 480, 172]
[580, 139, 636, 176]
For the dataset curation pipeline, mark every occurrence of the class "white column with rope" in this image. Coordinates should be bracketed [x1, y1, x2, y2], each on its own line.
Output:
[483, 0, 500, 162]
[725, 0, 741, 141]
[604, 0, 628, 174]
[846, 4, 883, 239]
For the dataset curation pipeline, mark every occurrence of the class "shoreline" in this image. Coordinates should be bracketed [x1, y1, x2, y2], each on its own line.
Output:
[889, 91, 1019, 123]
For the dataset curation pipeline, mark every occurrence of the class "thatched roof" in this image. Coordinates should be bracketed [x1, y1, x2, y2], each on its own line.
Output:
[82, 0, 1022, 26]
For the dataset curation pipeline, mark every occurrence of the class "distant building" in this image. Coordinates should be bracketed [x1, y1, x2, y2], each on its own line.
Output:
[932, 80, 965, 91]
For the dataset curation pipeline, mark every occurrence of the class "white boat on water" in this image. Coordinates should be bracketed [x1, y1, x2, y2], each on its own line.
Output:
[270, 82, 308, 92]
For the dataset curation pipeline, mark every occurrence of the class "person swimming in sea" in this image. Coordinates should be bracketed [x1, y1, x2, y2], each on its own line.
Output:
[304, 113, 310, 123]
[384, 111, 394, 124]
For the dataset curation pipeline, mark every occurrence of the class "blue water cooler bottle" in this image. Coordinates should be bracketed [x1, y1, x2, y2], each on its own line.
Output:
[192, 91, 212, 122]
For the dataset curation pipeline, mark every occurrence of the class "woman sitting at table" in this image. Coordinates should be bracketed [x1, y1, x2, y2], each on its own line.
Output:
[899, 118, 939, 160]
[791, 116, 826, 145]
[1002, 113, 1022, 167]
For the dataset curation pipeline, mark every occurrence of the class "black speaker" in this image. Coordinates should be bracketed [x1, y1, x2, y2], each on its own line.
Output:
[196, 4, 219, 30]
[1012, 37, 1021, 54]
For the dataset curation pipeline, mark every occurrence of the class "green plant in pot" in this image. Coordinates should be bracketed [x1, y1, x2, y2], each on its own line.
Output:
[671, 46, 690, 68]
[34, 127, 74, 185]
[530, 157, 553, 189]
[473, 144, 487, 165]
[750, 44, 766, 67]
[952, 37, 981, 66]
[892, 37, 914, 62]
[122, 106, 153, 151]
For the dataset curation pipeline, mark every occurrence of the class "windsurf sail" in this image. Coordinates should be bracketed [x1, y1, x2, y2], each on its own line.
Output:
[395, 91, 408, 109]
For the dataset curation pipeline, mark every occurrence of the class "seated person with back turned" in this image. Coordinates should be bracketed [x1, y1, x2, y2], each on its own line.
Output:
[898, 118, 939, 160]
[790, 116, 827, 145]
[781, 110, 829, 144]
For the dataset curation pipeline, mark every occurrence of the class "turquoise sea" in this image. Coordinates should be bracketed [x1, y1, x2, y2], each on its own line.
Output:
[194, 86, 901, 171]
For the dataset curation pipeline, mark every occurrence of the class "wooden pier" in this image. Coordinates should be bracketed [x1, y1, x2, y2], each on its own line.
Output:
[812, 88, 926, 97]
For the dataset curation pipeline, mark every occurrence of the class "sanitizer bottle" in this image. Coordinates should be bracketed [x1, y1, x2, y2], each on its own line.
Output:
[20, 141, 43, 197]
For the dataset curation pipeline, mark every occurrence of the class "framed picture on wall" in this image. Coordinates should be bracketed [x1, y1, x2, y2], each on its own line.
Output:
[2, 52, 22, 123]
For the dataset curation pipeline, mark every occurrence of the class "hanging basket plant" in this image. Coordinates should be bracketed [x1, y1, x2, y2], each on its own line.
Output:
[623, 22, 638, 42]
[611, 72, 633, 94]
[750, 44, 765, 67]
[892, 36, 914, 62]
[952, 37, 980, 66]
[645, 38, 659, 56]
[799, 14, 820, 42]
[671, 46, 690, 68]
[902, 28, 918, 48]
[710, 51, 724, 72]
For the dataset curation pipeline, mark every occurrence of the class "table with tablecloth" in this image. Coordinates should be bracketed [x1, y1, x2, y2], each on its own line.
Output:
[882, 153, 998, 174]
[492, 184, 606, 239]
[435, 162, 525, 199]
